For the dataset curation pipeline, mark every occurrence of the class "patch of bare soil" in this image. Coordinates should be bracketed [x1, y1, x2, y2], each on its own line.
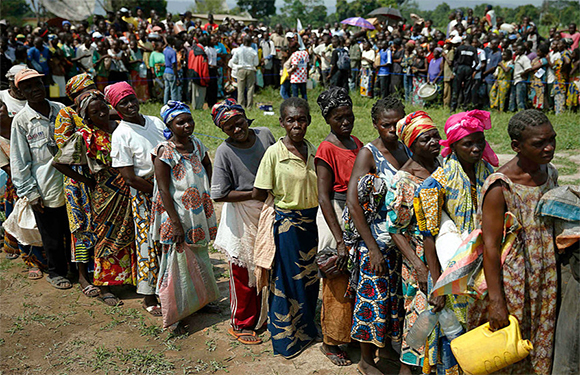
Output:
[0, 248, 404, 375]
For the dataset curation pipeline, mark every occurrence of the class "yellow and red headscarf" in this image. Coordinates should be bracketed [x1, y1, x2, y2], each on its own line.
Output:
[65, 73, 95, 100]
[396, 111, 437, 148]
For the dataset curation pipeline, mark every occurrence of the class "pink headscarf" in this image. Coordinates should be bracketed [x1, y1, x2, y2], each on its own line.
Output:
[440, 110, 499, 167]
[104, 81, 136, 109]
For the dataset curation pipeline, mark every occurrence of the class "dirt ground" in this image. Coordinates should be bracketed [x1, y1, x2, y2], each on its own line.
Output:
[0, 202, 402, 375]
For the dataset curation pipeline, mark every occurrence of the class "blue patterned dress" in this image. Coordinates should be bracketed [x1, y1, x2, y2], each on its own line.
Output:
[347, 143, 406, 347]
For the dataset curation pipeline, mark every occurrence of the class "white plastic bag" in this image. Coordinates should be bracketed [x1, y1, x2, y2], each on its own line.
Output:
[435, 211, 466, 269]
[2, 197, 43, 247]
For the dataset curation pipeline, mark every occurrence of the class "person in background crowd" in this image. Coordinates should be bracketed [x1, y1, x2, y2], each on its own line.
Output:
[376, 40, 392, 99]
[359, 39, 375, 98]
[229, 35, 258, 108]
[327, 36, 350, 90]
[0, 65, 27, 118]
[163, 36, 178, 104]
[451, 36, 477, 112]
[288, 39, 309, 100]
[490, 49, 514, 112]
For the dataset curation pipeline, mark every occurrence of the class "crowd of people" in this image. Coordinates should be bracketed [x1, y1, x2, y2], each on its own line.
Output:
[0, 6, 579, 375]
[1, 7, 579, 114]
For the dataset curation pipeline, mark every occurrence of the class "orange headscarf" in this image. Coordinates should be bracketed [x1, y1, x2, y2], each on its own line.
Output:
[396, 111, 437, 148]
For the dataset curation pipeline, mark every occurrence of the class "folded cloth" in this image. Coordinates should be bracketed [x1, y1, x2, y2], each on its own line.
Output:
[253, 194, 276, 290]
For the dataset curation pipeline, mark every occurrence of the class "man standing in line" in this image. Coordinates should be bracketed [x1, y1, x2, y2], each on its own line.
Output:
[10, 69, 70, 290]
[450, 35, 477, 112]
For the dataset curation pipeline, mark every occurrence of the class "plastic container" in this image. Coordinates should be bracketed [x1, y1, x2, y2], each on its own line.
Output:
[450, 315, 533, 375]
[406, 309, 439, 350]
[439, 307, 464, 341]
[139, 63, 148, 78]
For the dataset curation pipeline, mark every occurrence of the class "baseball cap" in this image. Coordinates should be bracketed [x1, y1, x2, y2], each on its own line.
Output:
[451, 36, 462, 44]
[285, 32, 295, 39]
[92, 31, 103, 39]
[6, 64, 27, 80]
[14, 68, 45, 88]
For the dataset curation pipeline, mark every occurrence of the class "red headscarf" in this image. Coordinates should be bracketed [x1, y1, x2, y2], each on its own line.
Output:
[104, 81, 136, 109]
[396, 111, 437, 148]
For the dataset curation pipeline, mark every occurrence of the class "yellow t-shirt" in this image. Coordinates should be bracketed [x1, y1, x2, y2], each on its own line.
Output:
[254, 138, 318, 210]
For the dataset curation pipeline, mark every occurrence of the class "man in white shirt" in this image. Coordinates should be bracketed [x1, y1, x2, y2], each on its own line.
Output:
[509, 44, 532, 111]
[74, 35, 96, 74]
[229, 35, 258, 108]
[0, 64, 27, 118]
[260, 32, 276, 87]
[10, 69, 70, 290]
[314, 35, 332, 87]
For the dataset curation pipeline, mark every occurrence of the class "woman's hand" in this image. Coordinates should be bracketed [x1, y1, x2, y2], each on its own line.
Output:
[336, 241, 349, 271]
[415, 263, 429, 294]
[429, 295, 446, 313]
[172, 220, 185, 244]
[369, 248, 386, 276]
[488, 297, 510, 331]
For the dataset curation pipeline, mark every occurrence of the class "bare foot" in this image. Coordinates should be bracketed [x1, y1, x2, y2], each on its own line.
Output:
[321, 343, 352, 366]
[358, 357, 384, 375]
[399, 363, 413, 375]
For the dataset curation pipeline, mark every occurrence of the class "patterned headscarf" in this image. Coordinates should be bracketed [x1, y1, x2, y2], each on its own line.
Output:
[160, 101, 192, 140]
[211, 98, 245, 128]
[76, 90, 105, 121]
[316, 87, 353, 119]
[396, 111, 437, 148]
[104, 81, 136, 109]
[440, 110, 499, 167]
[161, 101, 192, 125]
[65, 73, 95, 100]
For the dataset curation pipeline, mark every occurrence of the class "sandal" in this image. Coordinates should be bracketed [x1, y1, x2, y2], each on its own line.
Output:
[81, 284, 100, 298]
[46, 275, 72, 290]
[228, 327, 262, 345]
[5, 253, 19, 260]
[28, 268, 43, 280]
[320, 345, 352, 366]
[99, 293, 123, 306]
[142, 300, 162, 316]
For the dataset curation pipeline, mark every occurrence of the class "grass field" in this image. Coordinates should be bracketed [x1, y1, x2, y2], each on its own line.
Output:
[141, 86, 580, 181]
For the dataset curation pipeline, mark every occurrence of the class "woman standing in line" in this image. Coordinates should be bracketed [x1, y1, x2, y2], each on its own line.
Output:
[315, 87, 363, 367]
[253, 98, 319, 359]
[343, 96, 410, 375]
[211, 99, 275, 345]
[107, 81, 166, 315]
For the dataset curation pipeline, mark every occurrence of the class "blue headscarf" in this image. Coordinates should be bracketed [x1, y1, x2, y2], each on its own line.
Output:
[160, 101, 192, 139]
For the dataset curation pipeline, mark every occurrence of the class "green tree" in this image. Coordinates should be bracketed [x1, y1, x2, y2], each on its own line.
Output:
[189, 0, 228, 14]
[1, 0, 34, 25]
[237, 0, 276, 19]
[108, 0, 167, 17]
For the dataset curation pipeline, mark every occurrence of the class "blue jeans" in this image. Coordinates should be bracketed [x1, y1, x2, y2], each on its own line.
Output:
[291, 82, 307, 100]
[163, 72, 178, 104]
[280, 80, 291, 99]
[404, 74, 413, 103]
[509, 82, 527, 112]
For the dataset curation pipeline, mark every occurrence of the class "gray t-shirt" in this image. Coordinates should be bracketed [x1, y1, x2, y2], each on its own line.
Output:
[211, 127, 275, 199]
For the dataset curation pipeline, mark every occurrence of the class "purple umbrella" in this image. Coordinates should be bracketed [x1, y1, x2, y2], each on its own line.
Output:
[341, 17, 375, 30]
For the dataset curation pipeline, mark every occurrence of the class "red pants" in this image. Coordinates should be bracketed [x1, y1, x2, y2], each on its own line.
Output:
[229, 262, 261, 330]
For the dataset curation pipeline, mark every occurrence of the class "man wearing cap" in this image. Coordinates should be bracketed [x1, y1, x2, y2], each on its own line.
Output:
[0, 65, 27, 118]
[442, 38, 457, 108]
[10, 69, 70, 290]
[450, 35, 477, 112]
[271, 24, 287, 88]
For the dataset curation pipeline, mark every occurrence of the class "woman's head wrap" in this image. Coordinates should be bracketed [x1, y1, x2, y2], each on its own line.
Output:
[211, 98, 246, 128]
[316, 86, 353, 119]
[75, 90, 104, 121]
[396, 111, 437, 148]
[65, 73, 95, 100]
[103, 81, 135, 109]
[440, 110, 499, 167]
[160, 101, 192, 140]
